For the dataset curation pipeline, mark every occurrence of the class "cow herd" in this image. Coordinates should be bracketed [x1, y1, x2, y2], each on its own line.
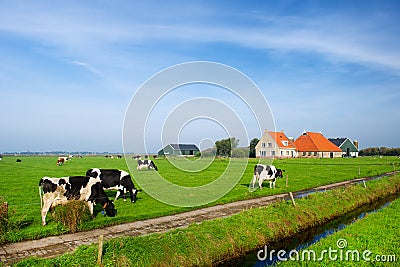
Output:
[39, 168, 142, 226]
[39, 156, 283, 226]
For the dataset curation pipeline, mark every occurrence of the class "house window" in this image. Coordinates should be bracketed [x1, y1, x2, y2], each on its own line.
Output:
[282, 141, 288, 146]
[271, 151, 275, 156]
[286, 151, 289, 155]
[314, 152, 318, 156]
[262, 142, 266, 148]
[268, 142, 272, 148]
[303, 152, 306, 156]
[259, 151, 266, 157]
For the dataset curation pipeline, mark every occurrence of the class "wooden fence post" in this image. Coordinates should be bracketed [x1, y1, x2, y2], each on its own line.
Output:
[97, 235, 104, 266]
[289, 192, 296, 207]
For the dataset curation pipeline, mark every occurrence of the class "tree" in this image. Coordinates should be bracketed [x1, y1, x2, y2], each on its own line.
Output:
[215, 137, 239, 157]
[249, 138, 259, 158]
[359, 147, 400, 156]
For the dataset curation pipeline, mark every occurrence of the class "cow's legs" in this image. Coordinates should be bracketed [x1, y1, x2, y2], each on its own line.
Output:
[251, 174, 258, 188]
[86, 201, 94, 216]
[258, 177, 264, 190]
[128, 189, 135, 203]
[115, 190, 121, 201]
[270, 178, 276, 188]
[41, 194, 55, 226]
[121, 188, 128, 202]
[41, 202, 52, 226]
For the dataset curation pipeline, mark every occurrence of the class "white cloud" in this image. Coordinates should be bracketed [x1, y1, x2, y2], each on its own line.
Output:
[69, 60, 101, 75]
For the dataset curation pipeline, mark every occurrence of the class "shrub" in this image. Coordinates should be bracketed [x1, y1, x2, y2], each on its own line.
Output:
[0, 199, 8, 235]
[52, 201, 92, 233]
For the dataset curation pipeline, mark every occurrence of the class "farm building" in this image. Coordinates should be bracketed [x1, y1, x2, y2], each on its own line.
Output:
[256, 130, 297, 158]
[328, 138, 359, 158]
[294, 131, 342, 158]
[158, 144, 200, 156]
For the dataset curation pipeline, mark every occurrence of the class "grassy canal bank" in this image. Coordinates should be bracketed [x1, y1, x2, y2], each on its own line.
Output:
[13, 173, 400, 266]
[280, 195, 399, 266]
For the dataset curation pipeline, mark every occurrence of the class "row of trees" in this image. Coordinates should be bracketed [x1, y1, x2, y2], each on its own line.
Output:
[215, 137, 239, 157]
[359, 147, 400, 156]
[214, 137, 260, 158]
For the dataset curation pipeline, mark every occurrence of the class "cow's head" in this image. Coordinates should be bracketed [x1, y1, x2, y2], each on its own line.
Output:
[276, 169, 285, 178]
[103, 201, 117, 217]
[151, 162, 158, 171]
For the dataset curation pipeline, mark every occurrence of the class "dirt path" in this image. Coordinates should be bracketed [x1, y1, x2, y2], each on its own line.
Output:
[0, 172, 397, 265]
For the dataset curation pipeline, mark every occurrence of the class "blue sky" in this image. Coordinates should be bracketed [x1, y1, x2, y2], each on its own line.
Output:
[1, 0, 399, 153]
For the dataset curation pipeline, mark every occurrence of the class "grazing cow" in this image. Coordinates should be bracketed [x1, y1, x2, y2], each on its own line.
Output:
[251, 164, 284, 189]
[132, 155, 141, 160]
[137, 159, 158, 171]
[56, 158, 65, 166]
[86, 169, 141, 203]
[117, 155, 122, 159]
[16, 159, 22, 162]
[58, 156, 71, 163]
[39, 176, 116, 226]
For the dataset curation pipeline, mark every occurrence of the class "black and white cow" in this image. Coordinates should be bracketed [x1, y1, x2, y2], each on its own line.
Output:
[251, 164, 285, 189]
[39, 176, 116, 226]
[137, 159, 158, 171]
[86, 168, 140, 203]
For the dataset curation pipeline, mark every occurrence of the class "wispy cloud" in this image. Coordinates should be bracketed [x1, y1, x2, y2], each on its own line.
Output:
[1, 1, 399, 73]
[69, 60, 101, 75]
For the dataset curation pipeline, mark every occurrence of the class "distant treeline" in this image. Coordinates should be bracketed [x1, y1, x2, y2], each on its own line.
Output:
[359, 147, 400, 156]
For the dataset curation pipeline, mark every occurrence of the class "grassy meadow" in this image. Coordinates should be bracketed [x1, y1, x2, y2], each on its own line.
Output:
[0, 155, 399, 243]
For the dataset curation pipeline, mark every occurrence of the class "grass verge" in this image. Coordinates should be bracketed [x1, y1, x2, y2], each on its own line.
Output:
[14, 174, 400, 267]
[280, 194, 400, 266]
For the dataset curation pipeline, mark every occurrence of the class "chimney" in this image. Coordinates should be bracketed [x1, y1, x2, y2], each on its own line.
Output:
[353, 140, 359, 149]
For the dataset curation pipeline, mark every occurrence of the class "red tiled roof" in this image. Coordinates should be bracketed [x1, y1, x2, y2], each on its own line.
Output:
[294, 132, 342, 152]
[268, 131, 297, 149]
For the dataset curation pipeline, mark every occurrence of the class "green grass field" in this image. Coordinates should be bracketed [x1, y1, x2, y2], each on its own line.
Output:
[0, 155, 399, 243]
